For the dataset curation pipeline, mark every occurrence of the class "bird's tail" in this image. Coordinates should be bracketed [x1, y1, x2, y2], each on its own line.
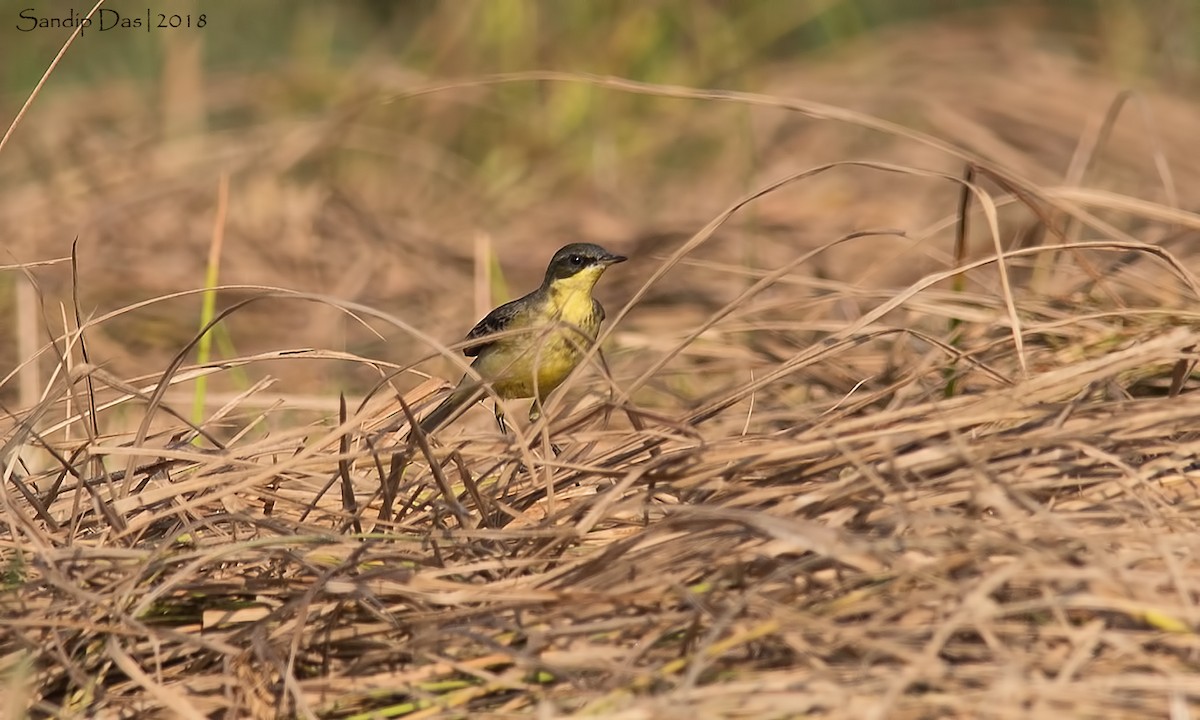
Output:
[410, 383, 485, 438]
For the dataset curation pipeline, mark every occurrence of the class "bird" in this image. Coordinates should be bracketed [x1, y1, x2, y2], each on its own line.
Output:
[412, 242, 627, 439]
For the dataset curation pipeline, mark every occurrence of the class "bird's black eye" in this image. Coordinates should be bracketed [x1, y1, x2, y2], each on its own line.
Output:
[568, 254, 584, 266]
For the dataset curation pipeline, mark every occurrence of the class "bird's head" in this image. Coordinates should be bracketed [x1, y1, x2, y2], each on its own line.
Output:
[543, 243, 627, 289]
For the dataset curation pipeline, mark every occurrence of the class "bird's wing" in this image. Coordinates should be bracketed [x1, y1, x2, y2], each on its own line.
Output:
[593, 298, 605, 324]
[462, 293, 534, 357]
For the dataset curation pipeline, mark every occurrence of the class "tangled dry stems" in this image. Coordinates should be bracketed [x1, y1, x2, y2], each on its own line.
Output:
[5, 244, 1200, 719]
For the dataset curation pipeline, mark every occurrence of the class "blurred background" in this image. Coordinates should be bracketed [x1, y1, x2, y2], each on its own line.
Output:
[1, 0, 1197, 419]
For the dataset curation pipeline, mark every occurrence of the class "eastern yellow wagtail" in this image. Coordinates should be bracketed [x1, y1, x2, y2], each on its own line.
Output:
[413, 243, 626, 438]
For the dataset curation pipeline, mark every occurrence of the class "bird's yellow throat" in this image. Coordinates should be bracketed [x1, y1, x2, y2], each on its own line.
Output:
[546, 265, 606, 322]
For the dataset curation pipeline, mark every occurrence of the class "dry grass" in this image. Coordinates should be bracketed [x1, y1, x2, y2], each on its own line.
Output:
[7, 276, 1200, 719]
[7, 10, 1200, 720]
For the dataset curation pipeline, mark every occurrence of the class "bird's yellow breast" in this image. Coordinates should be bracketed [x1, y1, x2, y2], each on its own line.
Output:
[473, 266, 606, 400]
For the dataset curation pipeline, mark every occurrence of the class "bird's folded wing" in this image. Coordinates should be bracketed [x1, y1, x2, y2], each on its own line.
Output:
[462, 293, 534, 357]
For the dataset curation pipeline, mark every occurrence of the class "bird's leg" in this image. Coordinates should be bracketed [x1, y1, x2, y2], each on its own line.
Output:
[528, 400, 561, 455]
[493, 402, 508, 435]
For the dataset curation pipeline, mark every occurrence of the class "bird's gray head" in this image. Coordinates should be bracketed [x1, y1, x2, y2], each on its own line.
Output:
[543, 243, 627, 283]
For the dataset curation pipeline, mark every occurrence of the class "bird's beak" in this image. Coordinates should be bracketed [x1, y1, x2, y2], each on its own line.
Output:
[602, 253, 628, 266]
